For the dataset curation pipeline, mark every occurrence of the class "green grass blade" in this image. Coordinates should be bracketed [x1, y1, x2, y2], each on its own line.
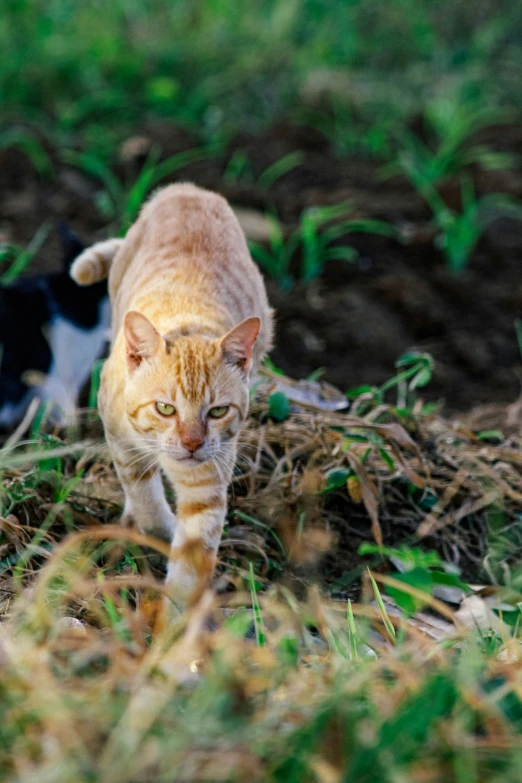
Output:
[0, 221, 51, 284]
[62, 149, 124, 207]
[368, 569, 396, 641]
[249, 562, 266, 646]
[257, 151, 303, 190]
[234, 510, 286, 557]
[0, 129, 54, 179]
[347, 599, 359, 661]
[89, 359, 105, 412]
[152, 147, 215, 185]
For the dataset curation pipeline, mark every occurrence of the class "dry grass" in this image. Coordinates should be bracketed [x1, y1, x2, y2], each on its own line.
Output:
[1, 373, 522, 781]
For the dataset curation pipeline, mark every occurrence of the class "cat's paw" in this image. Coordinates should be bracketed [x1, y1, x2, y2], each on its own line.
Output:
[121, 510, 175, 544]
[120, 512, 137, 530]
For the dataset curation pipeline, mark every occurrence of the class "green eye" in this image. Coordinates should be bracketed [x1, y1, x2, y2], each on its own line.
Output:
[156, 402, 176, 416]
[208, 405, 229, 419]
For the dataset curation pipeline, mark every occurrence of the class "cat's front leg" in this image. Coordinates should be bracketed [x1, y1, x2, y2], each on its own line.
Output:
[108, 435, 177, 542]
[165, 470, 229, 608]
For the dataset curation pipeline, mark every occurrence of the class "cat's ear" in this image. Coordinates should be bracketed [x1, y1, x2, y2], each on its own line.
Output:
[219, 317, 261, 373]
[124, 311, 163, 371]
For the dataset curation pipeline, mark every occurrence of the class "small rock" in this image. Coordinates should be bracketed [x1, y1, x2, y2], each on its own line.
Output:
[54, 617, 87, 636]
[120, 136, 152, 162]
[233, 207, 273, 242]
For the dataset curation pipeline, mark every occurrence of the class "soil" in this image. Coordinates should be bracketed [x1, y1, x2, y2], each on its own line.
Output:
[2, 119, 522, 413]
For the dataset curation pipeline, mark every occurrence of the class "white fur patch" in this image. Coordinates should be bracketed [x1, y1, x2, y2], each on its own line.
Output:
[42, 298, 111, 420]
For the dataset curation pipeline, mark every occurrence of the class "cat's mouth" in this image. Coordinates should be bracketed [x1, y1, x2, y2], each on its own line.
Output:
[175, 453, 208, 464]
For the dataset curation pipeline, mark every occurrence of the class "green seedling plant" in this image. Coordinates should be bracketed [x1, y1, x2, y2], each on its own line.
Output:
[347, 351, 434, 412]
[0, 128, 54, 179]
[379, 99, 522, 271]
[63, 145, 214, 233]
[223, 149, 254, 185]
[361, 544, 468, 617]
[250, 201, 397, 289]
[223, 149, 304, 190]
[322, 390, 431, 546]
[249, 212, 299, 289]
[426, 175, 522, 272]
[295, 100, 393, 160]
[362, 542, 522, 654]
[382, 99, 515, 188]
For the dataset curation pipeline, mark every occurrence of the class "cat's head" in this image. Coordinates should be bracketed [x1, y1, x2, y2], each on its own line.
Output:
[122, 311, 260, 465]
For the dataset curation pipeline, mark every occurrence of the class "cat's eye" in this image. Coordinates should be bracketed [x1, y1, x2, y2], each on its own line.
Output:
[208, 405, 229, 419]
[155, 401, 176, 416]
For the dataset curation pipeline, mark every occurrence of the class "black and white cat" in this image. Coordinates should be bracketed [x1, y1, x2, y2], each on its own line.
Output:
[0, 225, 110, 428]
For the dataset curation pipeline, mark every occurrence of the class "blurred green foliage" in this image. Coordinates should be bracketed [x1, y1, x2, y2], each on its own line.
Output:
[2, 0, 522, 155]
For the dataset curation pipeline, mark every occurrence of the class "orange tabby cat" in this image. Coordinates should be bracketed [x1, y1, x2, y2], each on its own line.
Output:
[71, 184, 273, 608]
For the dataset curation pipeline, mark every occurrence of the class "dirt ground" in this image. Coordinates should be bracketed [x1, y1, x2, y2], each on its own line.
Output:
[2, 119, 522, 413]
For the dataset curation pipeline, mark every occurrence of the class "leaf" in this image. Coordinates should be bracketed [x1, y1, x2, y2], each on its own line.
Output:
[257, 151, 304, 190]
[358, 542, 395, 557]
[268, 391, 290, 422]
[430, 570, 468, 590]
[379, 447, 396, 472]
[347, 599, 359, 661]
[146, 76, 179, 102]
[346, 385, 377, 400]
[389, 442, 425, 488]
[345, 452, 382, 545]
[321, 245, 359, 262]
[368, 421, 418, 451]
[324, 467, 351, 491]
[477, 430, 504, 441]
[396, 351, 424, 368]
[368, 570, 396, 640]
[336, 218, 399, 239]
[224, 607, 255, 638]
[262, 356, 286, 376]
[347, 475, 362, 503]
[358, 543, 443, 571]
[410, 366, 432, 389]
[277, 635, 299, 668]
[385, 567, 433, 615]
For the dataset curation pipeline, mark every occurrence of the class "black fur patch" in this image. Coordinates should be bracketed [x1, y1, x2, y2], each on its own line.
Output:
[0, 225, 109, 426]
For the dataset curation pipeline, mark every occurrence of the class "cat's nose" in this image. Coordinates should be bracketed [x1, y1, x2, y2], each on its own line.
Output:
[181, 434, 204, 453]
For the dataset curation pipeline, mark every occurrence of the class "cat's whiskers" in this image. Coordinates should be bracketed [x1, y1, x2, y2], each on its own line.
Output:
[207, 453, 223, 483]
[209, 452, 230, 485]
[219, 441, 249, 467]
[121, 447, 160, 472]
[119, 443, 157, 459]
[137, 456, 161, 481]
[233, 452, 256, 473]
[215, 443, 252, 498]
[119, 437, 159, 451]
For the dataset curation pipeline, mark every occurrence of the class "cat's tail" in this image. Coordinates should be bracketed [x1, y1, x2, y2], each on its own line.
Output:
[69, 238, 124, 285]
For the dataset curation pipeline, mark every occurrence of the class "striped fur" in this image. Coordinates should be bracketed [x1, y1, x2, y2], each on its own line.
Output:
[76, 184, 273, 609]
